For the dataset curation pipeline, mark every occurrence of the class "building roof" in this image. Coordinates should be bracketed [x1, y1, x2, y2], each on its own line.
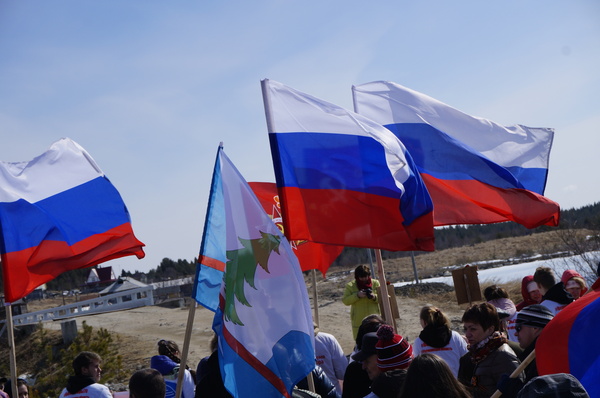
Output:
[99, 277, 150, 295]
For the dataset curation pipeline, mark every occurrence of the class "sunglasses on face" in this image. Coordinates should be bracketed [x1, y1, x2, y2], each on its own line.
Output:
[515, 325, 522, 333]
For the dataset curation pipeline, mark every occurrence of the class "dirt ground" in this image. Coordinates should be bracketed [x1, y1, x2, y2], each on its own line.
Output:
[38, 282, 468, 376]
[25, 229, 566, 379]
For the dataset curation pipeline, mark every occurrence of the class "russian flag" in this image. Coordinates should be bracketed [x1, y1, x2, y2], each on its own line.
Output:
[262, 79, 434, 252]
[352, 81, 560, 228]
[0, 138, 145, 303]
[536, 279, 600, 397]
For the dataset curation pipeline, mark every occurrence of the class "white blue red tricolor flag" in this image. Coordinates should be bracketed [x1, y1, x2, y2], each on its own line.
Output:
[352, 81, 560, 228]
[262, 79, 434, 252]
[0, 138, 145, 303]
[536, 279, 600, 397]
[194, 146, 315, 397]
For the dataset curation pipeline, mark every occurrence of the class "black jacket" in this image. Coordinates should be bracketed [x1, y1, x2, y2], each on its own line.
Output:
[297, 365, 340, 398]
[543, 282, 573, 305]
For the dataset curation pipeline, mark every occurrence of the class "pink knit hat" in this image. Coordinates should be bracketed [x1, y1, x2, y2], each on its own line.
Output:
[375, 324, 413, 371]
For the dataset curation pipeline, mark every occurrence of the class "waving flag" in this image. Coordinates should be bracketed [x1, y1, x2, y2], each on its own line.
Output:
[352, 81, 560, 228]
[0, 138, 145, 303]
[195, 146, 315, 398]
[249, 182, 343, 276]
[193, 146, 227, 312]
[536, 279, 600, 397]
[262, 79, 434, 252]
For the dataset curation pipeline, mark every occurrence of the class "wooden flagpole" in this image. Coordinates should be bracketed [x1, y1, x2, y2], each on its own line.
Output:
[490, 349, 535, 398]
[374, 249, 395, 331]
[6, 304, 19, 398]
[311, 269, 319, 327]
[174, 300, 197, 398]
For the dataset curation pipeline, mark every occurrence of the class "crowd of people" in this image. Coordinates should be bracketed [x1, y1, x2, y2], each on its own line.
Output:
[1, 264, 594, 398]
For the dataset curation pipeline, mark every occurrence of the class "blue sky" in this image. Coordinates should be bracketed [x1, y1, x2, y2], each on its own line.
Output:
[1, 1, 599, 274]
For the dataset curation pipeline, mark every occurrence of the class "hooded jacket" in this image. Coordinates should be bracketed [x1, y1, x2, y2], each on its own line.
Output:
[516, 276, 538, 311]
[151, 355, 195, 398]
[412, 326, 467, 377]
[561, 269, 588, 296]
[58, 376, 112, 398]
[540, 282, 573, 315]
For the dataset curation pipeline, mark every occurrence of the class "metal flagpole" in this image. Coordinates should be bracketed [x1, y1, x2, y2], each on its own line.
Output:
[411, 251, 420, 284]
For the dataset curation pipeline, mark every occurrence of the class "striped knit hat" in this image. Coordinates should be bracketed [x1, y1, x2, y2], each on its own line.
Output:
[375, 324, 413, 371]
[516, 304, 554, 328]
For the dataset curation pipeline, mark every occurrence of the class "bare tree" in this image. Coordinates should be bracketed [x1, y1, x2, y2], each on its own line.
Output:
[553, 226, 600, 282]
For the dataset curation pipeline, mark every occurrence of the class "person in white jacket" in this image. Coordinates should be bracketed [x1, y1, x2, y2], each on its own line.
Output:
[314, 324, 348, 394]
[58, 351, 113, 398]
[411, 305, 467, 377]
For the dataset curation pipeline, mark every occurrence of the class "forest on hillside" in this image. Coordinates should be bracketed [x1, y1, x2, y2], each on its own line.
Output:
[2, 202, 599, 294]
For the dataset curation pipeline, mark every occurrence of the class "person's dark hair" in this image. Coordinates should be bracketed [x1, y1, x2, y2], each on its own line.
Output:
[398, 354, 471, 398]
[73, 352, 102, 376]
[157, 339, 181, 363]
[461, 303, 500, 332]
[533, 267, 556, 290]
[4, 378, 28, 398]
[419, 305, 450, 329]
[483, 285, 509, 301]
[129, 368, 165, 398]
[355, 314, 384, 348]
[354, 265, 371, 279]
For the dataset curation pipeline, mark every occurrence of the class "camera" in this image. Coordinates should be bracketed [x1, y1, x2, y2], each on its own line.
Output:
[363, 288, 374, 300]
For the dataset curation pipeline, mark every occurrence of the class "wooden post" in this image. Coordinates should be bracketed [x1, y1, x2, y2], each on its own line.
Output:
[374, 249, 395, 331]
[464, 274, 472, 307]
[61, 319, 78, 345]
[311, 269, 319, 327]
[175, 300, 197, 398]
[6, 304, 19, 398]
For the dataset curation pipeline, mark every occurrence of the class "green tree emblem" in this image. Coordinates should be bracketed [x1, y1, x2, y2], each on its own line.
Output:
[224, 231, 281, 325]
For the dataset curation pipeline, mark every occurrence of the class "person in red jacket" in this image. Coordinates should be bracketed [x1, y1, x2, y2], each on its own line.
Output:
[561, 269, 588, 300]
[515, 275, 542, 311]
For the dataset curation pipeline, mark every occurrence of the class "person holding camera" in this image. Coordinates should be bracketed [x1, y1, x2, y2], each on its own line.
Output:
[342, 265, 380, 339]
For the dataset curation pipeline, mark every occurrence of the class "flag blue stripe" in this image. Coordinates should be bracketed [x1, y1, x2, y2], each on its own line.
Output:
[270, 131, 432, 226]
[569, 296, 600, 397]
[271, 132, 405, 197]
[0, 176, 131, 254]
[384, 123, 548, 194]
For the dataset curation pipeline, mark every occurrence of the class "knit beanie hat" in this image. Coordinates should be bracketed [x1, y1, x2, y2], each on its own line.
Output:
[516, 304, 554, 328]
[375, 324, 413, 371]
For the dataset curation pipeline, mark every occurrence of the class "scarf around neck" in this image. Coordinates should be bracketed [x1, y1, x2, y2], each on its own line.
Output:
[356, 276, 372, 290]
[469, 332, 506, 364]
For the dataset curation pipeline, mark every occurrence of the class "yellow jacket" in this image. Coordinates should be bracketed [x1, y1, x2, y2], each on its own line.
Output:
[342, 279, 380, 340]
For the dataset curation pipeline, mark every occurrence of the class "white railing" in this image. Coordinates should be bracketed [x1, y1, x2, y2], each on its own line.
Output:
[6, 287, 154, 326]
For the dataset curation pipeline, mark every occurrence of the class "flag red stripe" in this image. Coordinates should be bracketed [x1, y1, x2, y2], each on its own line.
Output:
[422, 175, 560, 228]
[279, 186, 434, 251]
[199, 255, 226, 272]
[1, 223, 144, 302]
[222, 319, 291, 398]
